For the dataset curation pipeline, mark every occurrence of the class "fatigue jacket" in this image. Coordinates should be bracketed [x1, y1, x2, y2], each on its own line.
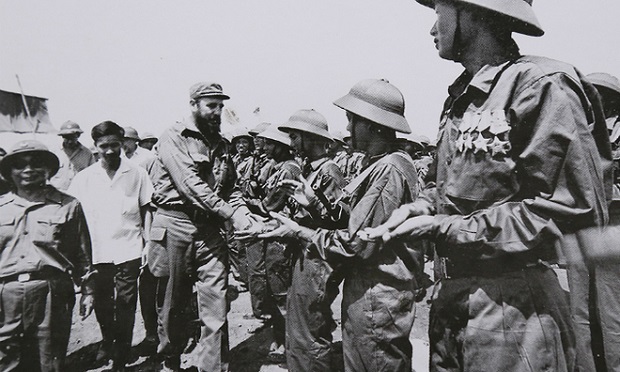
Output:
[311, 151, 422, 282]
[334, 151, 365, 183]
[431, 55, 612, 263]
[240, 154, 276, 199]
[294, 157, 345, 229]
[0, 187, 95, 293]
[151, 117, 239, 220]
[50, 143, 96, 191]
[260, 159, 301, 214]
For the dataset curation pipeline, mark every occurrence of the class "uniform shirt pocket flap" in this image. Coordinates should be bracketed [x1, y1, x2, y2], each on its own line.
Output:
[149, 227, 166, 242]
[0, 216, 15, 226]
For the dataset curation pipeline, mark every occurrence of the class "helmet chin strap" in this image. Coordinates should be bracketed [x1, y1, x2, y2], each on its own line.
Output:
[452, 5, 464, 61]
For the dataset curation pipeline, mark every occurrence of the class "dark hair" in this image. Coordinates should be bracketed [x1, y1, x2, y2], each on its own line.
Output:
[91, 121, 125, 142]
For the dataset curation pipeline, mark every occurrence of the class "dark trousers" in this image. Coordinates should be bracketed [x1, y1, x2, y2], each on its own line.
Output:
[94, 260, 140, 365]
[0, 275, 74, 371]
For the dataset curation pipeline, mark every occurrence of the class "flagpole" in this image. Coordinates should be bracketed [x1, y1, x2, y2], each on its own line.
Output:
[15, 74, 38, 134]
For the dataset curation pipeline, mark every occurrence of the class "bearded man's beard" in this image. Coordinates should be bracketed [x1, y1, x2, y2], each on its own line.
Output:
[196, 116, 221, 136]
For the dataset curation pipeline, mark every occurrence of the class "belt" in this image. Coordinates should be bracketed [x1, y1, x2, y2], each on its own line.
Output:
[156, 204, 216, 224]
[0, 269, 64, 284]
[443, 254, 550, 279]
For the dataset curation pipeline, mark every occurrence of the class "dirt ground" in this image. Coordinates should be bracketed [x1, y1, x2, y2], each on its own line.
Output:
[65, 266, 433, 372]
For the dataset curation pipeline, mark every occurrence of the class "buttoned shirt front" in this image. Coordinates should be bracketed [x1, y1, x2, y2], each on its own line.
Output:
[50, 143, 96, 191]
[68, 158, 153, 264]
[0, 187, 94, 290]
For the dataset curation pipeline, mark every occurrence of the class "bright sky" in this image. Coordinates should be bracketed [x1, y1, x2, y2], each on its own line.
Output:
[1, 0, 619, 144]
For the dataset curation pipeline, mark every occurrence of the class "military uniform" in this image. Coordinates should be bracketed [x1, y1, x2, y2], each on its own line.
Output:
[427, 55, 610, 372]
[49, 143, 96, 191]
[0, 187, 95, 371]
[285, 156, 345, 372]
[245, 157, 300, 347]
[149, 113, 240, 371]
[311, 151, 422, 371]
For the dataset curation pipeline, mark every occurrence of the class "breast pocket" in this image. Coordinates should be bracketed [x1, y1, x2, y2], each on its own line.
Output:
[32, 217, 65, 248]
[0, 216, 16, 247]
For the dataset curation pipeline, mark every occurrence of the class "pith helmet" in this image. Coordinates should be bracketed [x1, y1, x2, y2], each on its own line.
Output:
[334, 79, 411, 134]
[249, 122, 271, 136]
[588, 73, 620, 98]
[123, 127, 140, 140]
[140, 132, 158, 141]
[257, 127, 292, 148]
[0, 140, 60, 180]
[231, 128, 254, 144]
[416, 0, 544, 37]
[278, 109, 333, 141]
[331, 130, 349, 146]
[58, 120, 83, 136]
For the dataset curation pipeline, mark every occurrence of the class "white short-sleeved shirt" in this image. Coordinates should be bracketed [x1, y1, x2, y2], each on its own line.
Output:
[68, 158, 153, 264]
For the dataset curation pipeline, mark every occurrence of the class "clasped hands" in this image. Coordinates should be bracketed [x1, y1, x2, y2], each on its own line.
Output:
[234, 212, 303, 241]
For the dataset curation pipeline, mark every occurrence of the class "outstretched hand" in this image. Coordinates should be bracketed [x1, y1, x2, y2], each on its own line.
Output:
[257, 212, 302, 240]
[362, 215, 435, 243]
[361, 204, 416, 241]
[278, 174, 314, 208]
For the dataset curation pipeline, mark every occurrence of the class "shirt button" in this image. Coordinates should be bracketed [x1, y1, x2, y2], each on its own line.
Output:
[23, 231, 28, 235]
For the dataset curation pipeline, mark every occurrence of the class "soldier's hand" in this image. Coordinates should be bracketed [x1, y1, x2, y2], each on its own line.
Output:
[79, 293, 95, 320]
[381, 215, 436, 242]
[278, 175, 314, 207]
[257, 212, 302, 239]
[361, 204, 416, 241]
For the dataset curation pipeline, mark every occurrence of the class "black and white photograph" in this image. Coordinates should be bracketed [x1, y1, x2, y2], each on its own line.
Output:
[1, 1, 620, 371]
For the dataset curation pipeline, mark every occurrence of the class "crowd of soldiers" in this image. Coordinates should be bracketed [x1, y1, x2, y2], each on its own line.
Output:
[1, 0, 620, 371]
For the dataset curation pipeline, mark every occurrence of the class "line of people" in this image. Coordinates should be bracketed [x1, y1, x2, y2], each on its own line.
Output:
[1, 0, 620, 371]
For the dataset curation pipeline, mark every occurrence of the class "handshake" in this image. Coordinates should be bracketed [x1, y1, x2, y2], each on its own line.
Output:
[233, 211, 305, 242]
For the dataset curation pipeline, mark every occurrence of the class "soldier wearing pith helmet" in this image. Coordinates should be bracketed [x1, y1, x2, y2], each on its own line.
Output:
[0, 140, 96, 371]
[257, 79, 423, 371]
[273, 109, 346, 372]
[50, 120, 96, 191]
[328, 78, 423, 371]
[363, 0, 613, 371]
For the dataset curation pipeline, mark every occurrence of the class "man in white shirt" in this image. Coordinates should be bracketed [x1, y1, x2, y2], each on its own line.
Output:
[69, 121, 153, 371]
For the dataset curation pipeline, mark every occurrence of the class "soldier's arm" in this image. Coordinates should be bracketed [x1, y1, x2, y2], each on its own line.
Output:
[431, 74, 608, 256]
[158, 130, 235, 219]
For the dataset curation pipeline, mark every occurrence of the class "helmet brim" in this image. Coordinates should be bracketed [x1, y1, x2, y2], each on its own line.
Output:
[333, 94, 411, 134]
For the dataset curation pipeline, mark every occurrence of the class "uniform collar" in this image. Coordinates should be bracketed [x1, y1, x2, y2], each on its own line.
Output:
[309, 156, 330, 171]
[1, 186, 64, 208]
[449, 58, 518, 98]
